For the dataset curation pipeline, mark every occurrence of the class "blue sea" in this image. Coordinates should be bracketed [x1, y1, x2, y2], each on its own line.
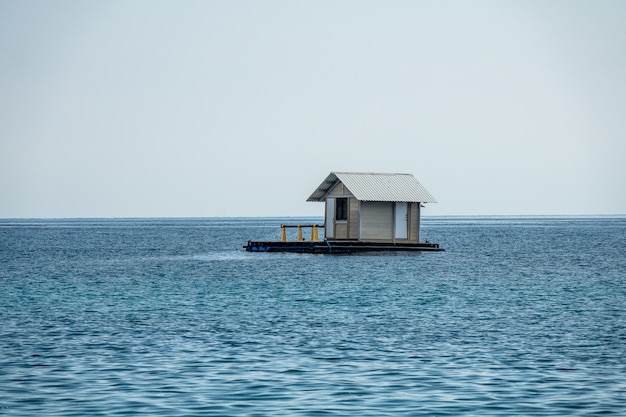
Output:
[1, 216, 625, 416]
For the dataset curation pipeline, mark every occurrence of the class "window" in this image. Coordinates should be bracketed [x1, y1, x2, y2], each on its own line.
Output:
[335, 198, 348, 221]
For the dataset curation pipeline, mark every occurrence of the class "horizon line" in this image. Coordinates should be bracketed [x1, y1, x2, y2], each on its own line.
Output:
[1, 213, 625, 221]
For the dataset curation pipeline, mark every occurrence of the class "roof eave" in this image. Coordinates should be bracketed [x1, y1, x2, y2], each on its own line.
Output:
[306, 173, 340, 202]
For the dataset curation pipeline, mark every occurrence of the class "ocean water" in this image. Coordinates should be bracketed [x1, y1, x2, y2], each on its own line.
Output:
[0, 216, 625, 416]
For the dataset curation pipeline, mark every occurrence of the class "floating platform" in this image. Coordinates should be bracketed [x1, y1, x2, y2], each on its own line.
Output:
[244, 240, 443, 254]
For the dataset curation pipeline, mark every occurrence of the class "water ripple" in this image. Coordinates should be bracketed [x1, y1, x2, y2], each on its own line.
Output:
[1, 217, 625, 415]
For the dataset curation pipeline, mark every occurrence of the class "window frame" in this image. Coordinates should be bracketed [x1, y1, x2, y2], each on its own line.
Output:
[335, 198, 348, 222]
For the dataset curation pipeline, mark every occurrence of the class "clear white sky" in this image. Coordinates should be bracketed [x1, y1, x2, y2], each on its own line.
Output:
[1, 0, 625, 217]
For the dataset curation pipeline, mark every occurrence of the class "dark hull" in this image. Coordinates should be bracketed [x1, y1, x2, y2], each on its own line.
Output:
[244, 240, 443, 254]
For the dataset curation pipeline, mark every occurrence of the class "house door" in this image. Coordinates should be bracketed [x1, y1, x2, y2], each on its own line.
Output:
[325, 198, 335, 238]
[395, 202, 408, 239]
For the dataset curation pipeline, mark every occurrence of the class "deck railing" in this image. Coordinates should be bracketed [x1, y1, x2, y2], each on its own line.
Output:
[280, 224, 325, 242]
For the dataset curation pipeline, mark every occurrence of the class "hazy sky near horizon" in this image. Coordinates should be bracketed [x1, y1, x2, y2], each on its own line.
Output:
[1, 0, 625, 217]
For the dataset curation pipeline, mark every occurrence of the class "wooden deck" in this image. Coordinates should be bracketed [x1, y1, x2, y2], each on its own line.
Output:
[244, 240, 443, 254]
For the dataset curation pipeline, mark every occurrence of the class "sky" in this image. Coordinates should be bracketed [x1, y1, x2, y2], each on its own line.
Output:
[1, 0, 625, 218]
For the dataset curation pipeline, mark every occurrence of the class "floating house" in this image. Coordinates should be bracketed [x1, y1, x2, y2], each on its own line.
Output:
[244, 172, 443, 253]
[308, 172, 437, 243]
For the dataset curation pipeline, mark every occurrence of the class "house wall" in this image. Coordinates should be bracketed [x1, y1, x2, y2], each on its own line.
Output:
[358, 201, 421, 243]
[415, 203, 421, 242]
[324, 183, 356, 240]
[348, 197, 359, 238]
[329, 196, 358, 239]
[323, 182, 423, 243]
[359, 201, 394, 241]
[407, 202, 420, 243]
[334, 222, 348, 239]
[328, 183, 353, 197]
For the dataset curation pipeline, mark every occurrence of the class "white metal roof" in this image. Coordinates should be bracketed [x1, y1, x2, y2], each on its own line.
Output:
[307, 172, 437, 203]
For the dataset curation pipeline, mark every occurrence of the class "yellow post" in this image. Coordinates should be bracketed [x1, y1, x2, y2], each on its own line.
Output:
[297, 225, 303, 242]
[280, 225, 287, 242]
[311, 225, 318, 242]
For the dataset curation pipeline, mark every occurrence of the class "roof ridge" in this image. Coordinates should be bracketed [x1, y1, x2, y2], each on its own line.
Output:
[332, 171, 412, 176]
